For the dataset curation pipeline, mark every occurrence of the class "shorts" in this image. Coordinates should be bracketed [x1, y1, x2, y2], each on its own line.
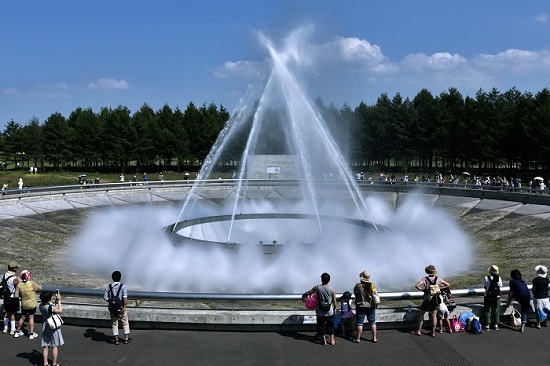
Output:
[437, 308, 450, 319]
[420, 298, 438, 312]
[21, 307, 37, 316]
[356, 306, 376, 326]
[3, 298, 20, 313]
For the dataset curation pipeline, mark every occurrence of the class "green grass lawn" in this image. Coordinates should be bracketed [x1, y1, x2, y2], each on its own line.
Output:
[0, 169, 196, 188]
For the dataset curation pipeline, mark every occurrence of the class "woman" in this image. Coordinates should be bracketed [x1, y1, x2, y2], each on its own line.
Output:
[302, 272, 337, 346]
[353, 270, 379, 343]
[39, 290, 64, 366]
[532, 265, 550, 328]
[506, 269, 531, 333]
[14, 269, 42, 339]
[410, 265, 450, 337]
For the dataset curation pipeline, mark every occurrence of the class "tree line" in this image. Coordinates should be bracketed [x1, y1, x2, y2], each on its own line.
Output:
[2, 86, 550, 176]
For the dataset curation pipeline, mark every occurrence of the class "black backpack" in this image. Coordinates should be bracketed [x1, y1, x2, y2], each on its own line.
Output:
[486, 275, 501, 299]
[108, 284, 124, 314]
[0, 274, 15, 299]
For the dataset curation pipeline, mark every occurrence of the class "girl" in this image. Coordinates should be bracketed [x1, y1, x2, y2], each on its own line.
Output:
[39, 290, 64, 366]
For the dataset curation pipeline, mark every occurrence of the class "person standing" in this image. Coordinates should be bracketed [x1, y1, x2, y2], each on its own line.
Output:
[302, 272, 337, 346]
[532, 265, 550, 328]
[353, 270, 379, 343]
[506, 269, 531, 333]
[14, 269, 42, 339]
[17, 177, 23, 190]
[2, 260, 20, 335]
[104, 271, 131, 345]
[39, 290, 64, 366]
[483, 265, 503, 331]
[339, 291, 355, 340]
[411, 265, 450, 337]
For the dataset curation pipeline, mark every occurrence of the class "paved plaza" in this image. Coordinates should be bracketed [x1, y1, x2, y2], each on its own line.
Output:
[1, 322, 549, 365]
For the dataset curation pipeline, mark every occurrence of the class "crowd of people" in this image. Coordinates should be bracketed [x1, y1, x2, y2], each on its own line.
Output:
[355, 171, 549, 192]
[302, 263, 550, 346]
[2, 261, 130, 366]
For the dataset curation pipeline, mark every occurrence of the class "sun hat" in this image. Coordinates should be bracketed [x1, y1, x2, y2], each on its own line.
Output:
[359, 270, 371, 283]
[424, 265, 437, 275]
[535, 265, 547, 278]
[20, 270, 31, 282]
[8, 260, 19, 269]
[489, 265, 499, 274]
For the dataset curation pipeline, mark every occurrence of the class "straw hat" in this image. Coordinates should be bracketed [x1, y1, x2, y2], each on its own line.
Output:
[359, 270, 371, 283]
[424, 265, 437, 276]
[489, 265, 499, 275]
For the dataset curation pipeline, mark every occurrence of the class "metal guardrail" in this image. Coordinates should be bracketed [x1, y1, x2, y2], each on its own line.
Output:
[2, 178, 549, 198]
[44, 286, 519, 304]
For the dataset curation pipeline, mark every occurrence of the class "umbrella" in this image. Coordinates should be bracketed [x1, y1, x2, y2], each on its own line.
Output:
[462, 172, 470, 176]
[534, 176, 544, 181]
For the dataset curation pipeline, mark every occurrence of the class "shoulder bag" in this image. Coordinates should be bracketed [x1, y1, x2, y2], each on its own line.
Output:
[46, 305, 64, 330]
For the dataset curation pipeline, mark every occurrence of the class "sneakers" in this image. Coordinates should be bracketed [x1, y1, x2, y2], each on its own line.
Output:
[9, 329, 15, 336]
[2, 327, 7, 334]
[483, 325, 490, 331]
[29, 332, 38, 340]
[13, 331, 23, 338]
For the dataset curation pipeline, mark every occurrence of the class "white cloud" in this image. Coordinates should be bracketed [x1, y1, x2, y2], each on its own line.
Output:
[535, 14, 548, 23]
[214, 61, 262, 79]
[402, 52, 468, 72]
[3, 87, 19, 96]
[88, 78, 130, 91]
[474, 49, 550, 73]
[2, 83, 70, 99]
[318, 36, 396, 74]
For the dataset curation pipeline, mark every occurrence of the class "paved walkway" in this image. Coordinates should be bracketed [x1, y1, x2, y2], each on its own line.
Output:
[1, 322, 548, 365]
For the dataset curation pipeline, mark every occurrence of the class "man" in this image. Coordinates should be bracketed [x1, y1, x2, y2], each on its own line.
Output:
[302, 272, 337, 346]
[103, 271, 131, 345]
[483, 265, 503, 331]
[2, 260, 20, 334]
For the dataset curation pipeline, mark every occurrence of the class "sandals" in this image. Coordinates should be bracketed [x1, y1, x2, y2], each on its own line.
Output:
[352, 338, 361, 343]
[409, 330, 421, 336]
[123, 338, 132, 345]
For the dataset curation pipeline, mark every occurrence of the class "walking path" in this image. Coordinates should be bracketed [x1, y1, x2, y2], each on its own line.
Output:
[1, 322, 547, 365]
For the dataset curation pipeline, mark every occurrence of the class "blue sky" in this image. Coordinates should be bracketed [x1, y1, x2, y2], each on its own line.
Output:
[1, 1, 549, 129]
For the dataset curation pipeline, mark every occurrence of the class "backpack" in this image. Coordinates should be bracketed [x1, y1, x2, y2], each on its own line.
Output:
[441, 288, 457, 312]
[0, 274, 15, 299]
[355, 283, 373, 309]
[426, 276, 442, 304]
[486, 275, 501, 299]
[468, 316, 482, 334]
[108, 284, 124, 314]
[316, 286, 332, 311]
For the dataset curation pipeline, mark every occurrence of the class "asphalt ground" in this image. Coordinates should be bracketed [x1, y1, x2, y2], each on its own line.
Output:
[1, 322, 549, 366]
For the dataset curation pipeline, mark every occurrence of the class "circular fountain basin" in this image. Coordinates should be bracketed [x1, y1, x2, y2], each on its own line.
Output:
[166, 213, 383, 249]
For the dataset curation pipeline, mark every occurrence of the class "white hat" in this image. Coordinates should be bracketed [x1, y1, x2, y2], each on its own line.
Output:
[536, 265, 547, 277]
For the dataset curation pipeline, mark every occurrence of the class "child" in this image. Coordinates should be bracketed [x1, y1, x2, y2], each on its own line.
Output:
[437, 297, 452, 333]
[13, 270, 42, 339]
[39, 290, 64, 366]
[340, 291, 355, 339]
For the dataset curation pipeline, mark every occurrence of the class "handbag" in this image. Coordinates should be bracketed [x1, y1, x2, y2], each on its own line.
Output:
[451, 315, 464, 332]
[510, 309, 522, 327]
[46, 305, 63, 330]
[372, 292, 381, 305]
[303, 293, 318, 310]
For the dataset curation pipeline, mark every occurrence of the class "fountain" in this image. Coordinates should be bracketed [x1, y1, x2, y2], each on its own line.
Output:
[70, 26, 472, 293]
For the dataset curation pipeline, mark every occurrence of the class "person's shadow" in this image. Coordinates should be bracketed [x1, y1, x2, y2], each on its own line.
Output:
[16, 349, 42, 365]
[84, 328, 112, 344]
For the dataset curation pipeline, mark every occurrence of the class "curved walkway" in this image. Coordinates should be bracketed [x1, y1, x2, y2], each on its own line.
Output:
[2, 323, 548, 366]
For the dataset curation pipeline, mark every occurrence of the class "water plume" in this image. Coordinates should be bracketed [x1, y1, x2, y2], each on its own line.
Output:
[69, 26, 472, 293]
